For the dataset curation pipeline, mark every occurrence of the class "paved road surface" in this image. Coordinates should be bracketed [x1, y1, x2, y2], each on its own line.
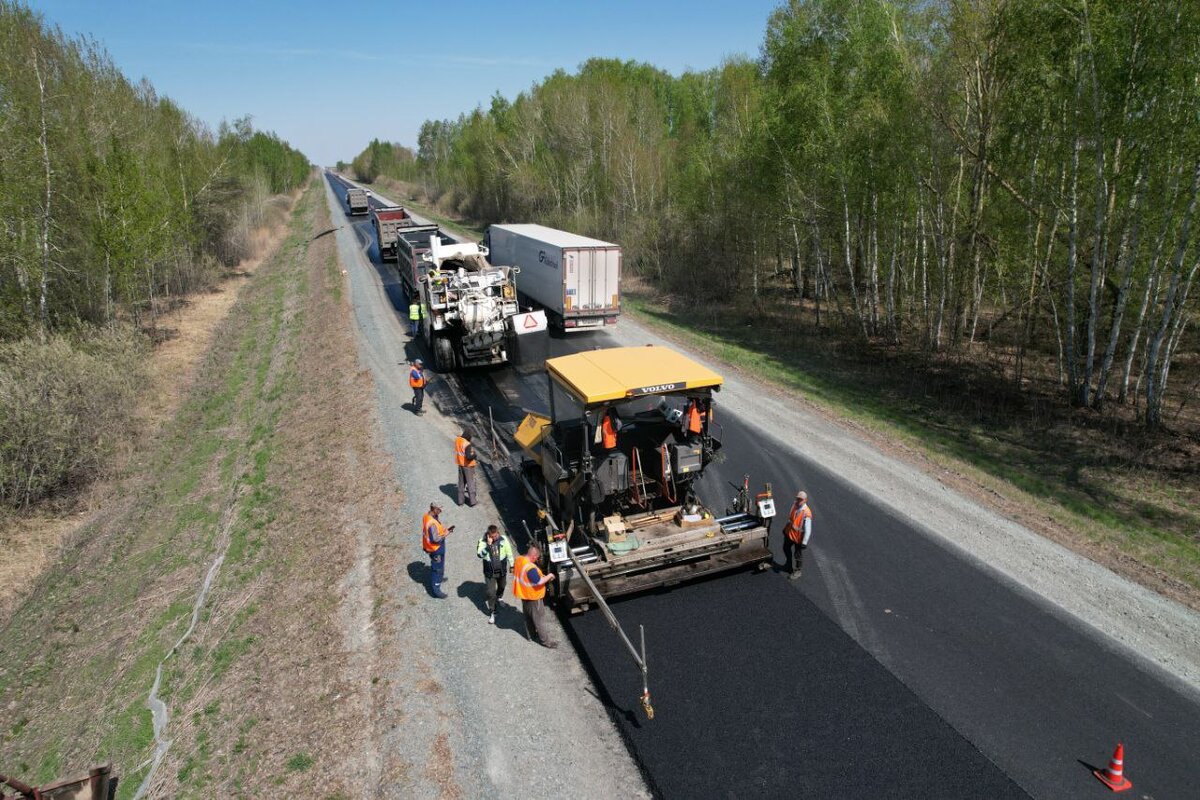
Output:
[324, 172, 1200, 799]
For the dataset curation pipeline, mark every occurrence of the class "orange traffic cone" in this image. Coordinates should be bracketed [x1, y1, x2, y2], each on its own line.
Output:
[1093, 742, 1133, 792]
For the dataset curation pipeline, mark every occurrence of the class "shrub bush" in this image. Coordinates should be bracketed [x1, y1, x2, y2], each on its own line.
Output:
[0, 329, 145, 508]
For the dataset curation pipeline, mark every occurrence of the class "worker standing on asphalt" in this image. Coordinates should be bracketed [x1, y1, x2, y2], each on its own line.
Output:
[455, 427, 479, 507]
[782, 490, 813, 579]
[421, 502, 455, 598]
[512, 544, 557, 648]
[408, 297, 422, 336]
[409, 358, 427, 415]
[476, 524, 513, 624]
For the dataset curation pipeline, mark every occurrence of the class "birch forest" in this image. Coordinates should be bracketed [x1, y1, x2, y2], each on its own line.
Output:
[401, 0, 1199, 430]
[0, 3, 309, 507]
[0, 2, 310, 341]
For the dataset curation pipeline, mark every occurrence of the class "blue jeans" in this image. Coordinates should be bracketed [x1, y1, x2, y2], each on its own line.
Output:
[410, 319, 419, 336]
[429, 551, 445, 593]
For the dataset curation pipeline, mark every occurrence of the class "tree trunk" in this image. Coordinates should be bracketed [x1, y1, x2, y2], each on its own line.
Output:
[841, 186, 866, 337]
[33, 48, 53, 340]
[1144, 159, 1200, 429]
[1064, 115, 1082, 404]
[1094, 167, 1145, 408]
[886, 217, 900, 343]
[869, 193, 881, 336]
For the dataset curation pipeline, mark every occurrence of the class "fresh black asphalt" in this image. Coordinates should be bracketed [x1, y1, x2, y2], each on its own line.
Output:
[565, 571, 1027, 799]
[698, 412, 1200, 799]
[324, 172, 1200, 799]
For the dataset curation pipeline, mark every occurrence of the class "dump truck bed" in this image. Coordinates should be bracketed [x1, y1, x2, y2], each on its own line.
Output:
[346, 187, 369, 214]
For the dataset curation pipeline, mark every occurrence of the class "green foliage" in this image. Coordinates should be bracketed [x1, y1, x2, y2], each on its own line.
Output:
[349, 138, 415, 183]
[0, 2, 309, 339]
[401, 2, 1200, 423]
[0, 329, 145, 507]
[284, 753, 314, 772]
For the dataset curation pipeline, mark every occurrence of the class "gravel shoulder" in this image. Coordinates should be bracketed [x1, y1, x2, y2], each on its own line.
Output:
[321, 176, 648, 798]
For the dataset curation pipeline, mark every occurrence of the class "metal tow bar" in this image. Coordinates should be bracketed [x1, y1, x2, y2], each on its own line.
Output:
[566, 548, 654, 719]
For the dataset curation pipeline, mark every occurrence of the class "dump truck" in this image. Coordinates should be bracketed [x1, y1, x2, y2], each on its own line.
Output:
[409, 234, 547, 371]
[346, 187, 369, 215]
[484, 223, 621, 331]
[513, 345, 774, 609]
[372, 206, 415, 261]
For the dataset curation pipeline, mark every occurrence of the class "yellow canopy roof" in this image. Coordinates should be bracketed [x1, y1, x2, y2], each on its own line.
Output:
[546, 346, 723, 405]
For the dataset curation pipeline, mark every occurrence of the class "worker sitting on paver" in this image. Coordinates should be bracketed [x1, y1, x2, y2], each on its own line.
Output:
[782, 491, 813, 579]
[513, 544, 557, 648]
[684, 398, 708, 441]
[476, 524, 513, 624]
[421, 502, 455, 598]
[455, 427, 479, 507]
[597, 407, 621, 452]
[409, 358, 427, 415]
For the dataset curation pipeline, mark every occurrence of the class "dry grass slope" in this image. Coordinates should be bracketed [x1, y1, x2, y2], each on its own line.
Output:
[0, 181, 400, 797]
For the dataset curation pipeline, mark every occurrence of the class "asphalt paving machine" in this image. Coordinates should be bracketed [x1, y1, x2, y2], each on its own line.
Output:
[514, 345, 775, 609]
[511, 345, 774, 717]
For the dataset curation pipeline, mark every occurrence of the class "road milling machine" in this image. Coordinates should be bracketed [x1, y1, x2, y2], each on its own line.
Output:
[514, 345, 775, 611]
[417, 235, 547, 371]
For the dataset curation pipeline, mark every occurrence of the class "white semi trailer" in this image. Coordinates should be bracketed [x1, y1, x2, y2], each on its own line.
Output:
[484, 224, 621, 331]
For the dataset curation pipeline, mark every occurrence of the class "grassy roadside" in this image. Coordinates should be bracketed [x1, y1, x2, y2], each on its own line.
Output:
[0, 179, 397, 796]
[622, 291, 1200, 607]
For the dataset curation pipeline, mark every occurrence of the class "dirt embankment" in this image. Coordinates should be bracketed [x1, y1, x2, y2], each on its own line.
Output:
[0, 206, 294, 626]
[0, 182, 399, 796]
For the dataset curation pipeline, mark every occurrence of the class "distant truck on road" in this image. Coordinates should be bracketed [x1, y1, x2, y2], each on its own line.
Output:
[484, 224, 621, 331]
[346, 187, 369, 215]
[372, 206, 415, 261]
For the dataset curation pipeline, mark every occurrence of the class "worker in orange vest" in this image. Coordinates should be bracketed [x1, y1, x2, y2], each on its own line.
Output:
[598, 408, 620, 451]
[455, 427, 479, 507]
[409, 358, 427, 415]
[421, 502, 455, 598]
[782, 491, 813, 579]
[512, 544, 557, 648]
[684, 398, 707, 440]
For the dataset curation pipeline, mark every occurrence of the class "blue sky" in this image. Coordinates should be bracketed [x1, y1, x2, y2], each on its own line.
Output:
[29, 0, 782, 165]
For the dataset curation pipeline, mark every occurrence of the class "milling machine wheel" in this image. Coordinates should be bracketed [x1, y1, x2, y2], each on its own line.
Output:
[432, 336, 456, 373]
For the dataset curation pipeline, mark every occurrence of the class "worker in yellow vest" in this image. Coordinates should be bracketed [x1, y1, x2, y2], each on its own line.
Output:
[455, 428, 479, 507]
[512, 544, 557, 648]
[782, 491, 814, 579]
[421, 502, 455, 598]
[476, 525, 513, 624]
[408, 298, 423, 337]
